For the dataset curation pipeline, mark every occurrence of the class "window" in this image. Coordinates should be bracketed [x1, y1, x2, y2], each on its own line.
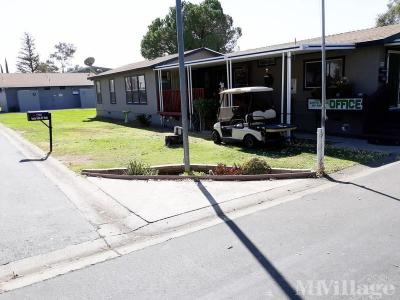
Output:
[44, 87, 51, 90]
[96, 81, 102, 104]
[125, 75, 147, 104]
[109, 79, 116, 104]
[59, 86, 66, 90]
[304, 58, 344, 89]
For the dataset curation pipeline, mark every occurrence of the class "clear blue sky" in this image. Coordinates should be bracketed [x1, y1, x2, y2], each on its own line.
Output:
[0, 0, 389, 72]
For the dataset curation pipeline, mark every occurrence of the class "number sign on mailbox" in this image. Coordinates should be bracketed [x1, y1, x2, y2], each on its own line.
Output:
[27, 111, 51, 121]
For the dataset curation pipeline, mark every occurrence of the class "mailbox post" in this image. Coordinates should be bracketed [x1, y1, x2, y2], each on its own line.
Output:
[27, 111, 53, 153]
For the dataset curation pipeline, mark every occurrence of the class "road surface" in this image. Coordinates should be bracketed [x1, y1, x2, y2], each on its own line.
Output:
[1, 159, 399, 299]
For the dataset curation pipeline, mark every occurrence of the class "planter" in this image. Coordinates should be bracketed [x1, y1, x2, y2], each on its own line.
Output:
[81, 164, 316, 181]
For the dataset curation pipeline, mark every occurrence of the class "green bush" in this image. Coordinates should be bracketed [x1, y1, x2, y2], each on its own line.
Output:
[241, 157, 271, 175]
[126, 160, 158, 175]
[193, 98, 219, 130]
[136, 114, 152, 127]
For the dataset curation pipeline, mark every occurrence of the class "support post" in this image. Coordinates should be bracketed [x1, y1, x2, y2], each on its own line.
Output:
[317, 0, 327, 174]
[281, 52, 285, 123]
[175, 0, 190, 172]
[229, 60, 233, 106]
[49, 114, 53, 153]
[286, 52, 292, 125]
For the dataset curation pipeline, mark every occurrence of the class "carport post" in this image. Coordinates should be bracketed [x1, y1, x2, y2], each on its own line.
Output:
[176, 0, 190, 172]
[281, 52, 285, 123]
[286, 52, 292, 126]
[317, 0, 327, 174]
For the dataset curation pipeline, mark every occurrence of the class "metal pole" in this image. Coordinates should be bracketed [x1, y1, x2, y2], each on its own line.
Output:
[317, 0, 326, 174]
[49, 114, 53, 153]
[175, 0, 190, 172]
[281, 52, 285, 124]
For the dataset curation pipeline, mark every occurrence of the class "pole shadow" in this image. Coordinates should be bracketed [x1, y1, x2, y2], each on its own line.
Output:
[19, 152, 51, 163]
[196, 181, 302, 299]
[324, 174, 400, 202]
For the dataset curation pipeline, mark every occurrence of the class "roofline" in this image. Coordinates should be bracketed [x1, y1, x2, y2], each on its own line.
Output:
[89, 47, 223, 80]
[153, 44, 356, 70]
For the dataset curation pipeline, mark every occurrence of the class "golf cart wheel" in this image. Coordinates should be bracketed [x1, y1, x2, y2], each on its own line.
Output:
[212, 130, 222, 144]
[243, 134, 257, 149]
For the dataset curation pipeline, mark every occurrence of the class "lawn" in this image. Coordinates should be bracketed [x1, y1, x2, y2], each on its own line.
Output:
[0, 109, 385, 173]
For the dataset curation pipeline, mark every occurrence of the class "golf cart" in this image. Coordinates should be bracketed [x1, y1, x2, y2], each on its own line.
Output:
[211, 86, 297, 148]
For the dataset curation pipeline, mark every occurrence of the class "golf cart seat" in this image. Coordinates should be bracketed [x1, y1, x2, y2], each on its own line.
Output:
[245, 109, 276, 124]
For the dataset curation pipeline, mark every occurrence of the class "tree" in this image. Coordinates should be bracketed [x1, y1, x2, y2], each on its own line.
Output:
[37, 59, 59, 73]
[141, 0, 242, 59]
[377, 0, 400, 26]
[50, 42, 76, 72]
[16, 32, 40, 73]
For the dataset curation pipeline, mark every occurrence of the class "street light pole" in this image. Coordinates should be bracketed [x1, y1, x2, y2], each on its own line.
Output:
[175, 0, 190, 172]
[317, 0, 327, 174]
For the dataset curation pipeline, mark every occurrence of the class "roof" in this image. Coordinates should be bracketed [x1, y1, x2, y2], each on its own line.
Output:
[228, 24, 400, 58]
[0, 73, 93, 88]
[90, 47, 223, 79]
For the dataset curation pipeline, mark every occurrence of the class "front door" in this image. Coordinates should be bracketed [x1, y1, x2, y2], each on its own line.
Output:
[387, 51, 400, 107]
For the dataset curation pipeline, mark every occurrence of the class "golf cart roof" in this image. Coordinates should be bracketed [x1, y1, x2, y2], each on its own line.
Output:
[220, 86, 273, 95]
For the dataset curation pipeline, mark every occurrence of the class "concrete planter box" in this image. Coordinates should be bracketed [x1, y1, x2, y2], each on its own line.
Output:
[81, 164, 316, 181]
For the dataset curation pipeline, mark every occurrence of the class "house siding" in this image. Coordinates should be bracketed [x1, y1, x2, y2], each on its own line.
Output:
[96, 68, 160, 124]
[0, 88, 8, 112]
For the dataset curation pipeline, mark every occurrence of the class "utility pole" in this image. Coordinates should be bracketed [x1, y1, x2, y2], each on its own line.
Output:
[317, 0, 327, 174]
[175, 0, 190, 172]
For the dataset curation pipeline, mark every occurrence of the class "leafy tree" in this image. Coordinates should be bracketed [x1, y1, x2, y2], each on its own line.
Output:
[37, 59, 59, 73]
[50, 42, 76, 72]
[377, 0, 400, 26]
[141, 0, 242, 59]
[16, 32, 40, 73]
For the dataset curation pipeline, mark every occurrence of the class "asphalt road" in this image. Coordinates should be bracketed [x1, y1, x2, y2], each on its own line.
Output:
[0, 132, 98, 265]
[2, 160, 399, 299]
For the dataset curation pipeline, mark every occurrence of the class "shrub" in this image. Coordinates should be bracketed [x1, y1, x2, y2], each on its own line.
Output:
[193, 98, 219, 131]
[213, 163, 243, 175]
[126, 160, 158, 175]
[241, 158, 271, 175]
[136, 114, 152, 127]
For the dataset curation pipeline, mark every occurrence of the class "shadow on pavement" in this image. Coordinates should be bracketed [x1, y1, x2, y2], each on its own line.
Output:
[19, 152, 51, 163]
[325, 174, 400, 202]
[196, 181, 302, 300]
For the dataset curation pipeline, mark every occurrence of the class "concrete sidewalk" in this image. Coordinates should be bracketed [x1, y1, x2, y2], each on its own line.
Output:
[298, 132, 400, 154]
[88, 177, 305, 223]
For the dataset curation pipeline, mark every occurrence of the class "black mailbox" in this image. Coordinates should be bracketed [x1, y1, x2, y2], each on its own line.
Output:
[27, 111, 51, 121]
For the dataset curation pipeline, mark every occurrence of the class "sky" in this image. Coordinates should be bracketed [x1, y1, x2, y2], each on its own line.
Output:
[0, 0, 389, 72]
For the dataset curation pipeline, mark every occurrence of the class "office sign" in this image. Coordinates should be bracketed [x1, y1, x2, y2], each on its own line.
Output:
[308, 98, 363, 111]
[27, 111, 51, 121]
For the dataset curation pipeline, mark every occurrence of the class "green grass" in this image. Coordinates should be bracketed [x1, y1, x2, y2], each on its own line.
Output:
[0, 109, 386, 173]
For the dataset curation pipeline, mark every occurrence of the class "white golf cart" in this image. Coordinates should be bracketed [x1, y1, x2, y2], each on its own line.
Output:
[211, 86, 297, 148]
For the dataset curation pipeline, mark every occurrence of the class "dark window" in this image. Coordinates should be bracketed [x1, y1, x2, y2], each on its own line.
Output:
[44, 87, 51, 90]
[96, 81, 102, 104]
[59, 86, 66, 90]
[125, 75, 147, 104]
[109, 79, 116, 104]
[304, 58, 344, 89]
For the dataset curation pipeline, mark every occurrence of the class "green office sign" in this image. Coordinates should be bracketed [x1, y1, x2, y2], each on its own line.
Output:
[308, 98, 363, 111]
